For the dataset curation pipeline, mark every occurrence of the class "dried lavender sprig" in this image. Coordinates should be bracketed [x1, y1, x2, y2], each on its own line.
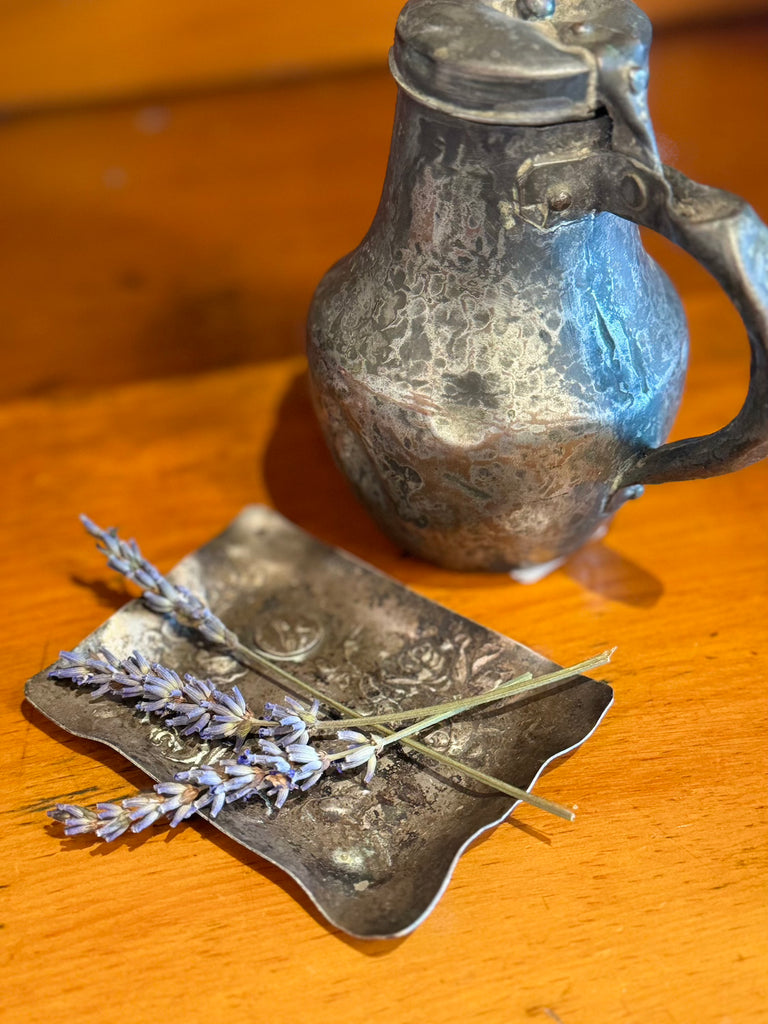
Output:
[82, 516, 321, 662]
[51, 657, 589, 843]
[52, 648, 335, 752]
[81, 515, 241, 650]
[58, 639, 575, 820]
[50, 648, 608, 775]
[81, 516, 597, 820]
[49, 646, 334, 757]
[50, 738, 301, 840]
[48, 687, 509, 841]
[51, 643, 472, 789]
[50, 648, 273, 744]
[81, 515, 379, 718]
[52, 681, 504, 837]
[49, 782, 207, 842]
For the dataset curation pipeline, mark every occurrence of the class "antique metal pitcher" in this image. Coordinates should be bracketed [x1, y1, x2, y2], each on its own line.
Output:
[307, 0, 768, 574]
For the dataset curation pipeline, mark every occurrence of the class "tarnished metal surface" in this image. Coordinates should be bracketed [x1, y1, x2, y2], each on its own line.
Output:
[307, 0, 768, 573]
[307, 99, 688, 571]
[25, 506, 613, 939]
[389, 0, 653, 128]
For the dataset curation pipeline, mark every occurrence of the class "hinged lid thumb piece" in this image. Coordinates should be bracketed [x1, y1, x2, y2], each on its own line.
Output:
[390, 0, 653, 126]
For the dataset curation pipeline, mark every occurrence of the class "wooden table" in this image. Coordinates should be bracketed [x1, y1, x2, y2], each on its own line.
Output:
[2, 17, 766, 1024]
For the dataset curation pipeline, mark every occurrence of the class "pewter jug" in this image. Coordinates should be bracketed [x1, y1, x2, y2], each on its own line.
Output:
[307, 0, 768, 574]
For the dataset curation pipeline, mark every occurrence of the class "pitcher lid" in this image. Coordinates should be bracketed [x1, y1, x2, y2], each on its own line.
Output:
[390, 0, 652, 125]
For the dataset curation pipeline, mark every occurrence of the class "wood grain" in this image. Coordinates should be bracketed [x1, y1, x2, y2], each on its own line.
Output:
[1, 16, 767, 1024]
[1, 17, 766, 403]
[0, 0, 765, 111]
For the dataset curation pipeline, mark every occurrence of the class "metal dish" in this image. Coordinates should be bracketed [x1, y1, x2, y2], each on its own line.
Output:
[26, 505, 613, 938]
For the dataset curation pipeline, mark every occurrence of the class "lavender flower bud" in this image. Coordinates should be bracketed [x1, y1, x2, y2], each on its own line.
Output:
[48, 804, 100, 836]
[337, 730, 384, 784]
[124, 793, 165, 832]
[94, 802, 133, 842]
[286, 743, 332, 791]
[175, 766, 227, 789]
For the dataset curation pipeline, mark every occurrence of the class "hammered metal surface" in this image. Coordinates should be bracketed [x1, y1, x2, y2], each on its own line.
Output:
[26, 506, 613, 938]
[307, 98, 688, 571]
[307, 0, 768, 573]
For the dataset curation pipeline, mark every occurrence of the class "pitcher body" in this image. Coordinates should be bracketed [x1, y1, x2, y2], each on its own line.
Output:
[307, 0, 768, 572]
[308, 97, 687, 571]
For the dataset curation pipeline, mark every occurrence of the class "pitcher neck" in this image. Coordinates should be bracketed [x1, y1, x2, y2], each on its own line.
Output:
[372, 91, 613, 244]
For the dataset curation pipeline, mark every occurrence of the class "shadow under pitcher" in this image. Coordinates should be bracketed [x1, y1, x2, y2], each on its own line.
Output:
[307, 0, 768, 575]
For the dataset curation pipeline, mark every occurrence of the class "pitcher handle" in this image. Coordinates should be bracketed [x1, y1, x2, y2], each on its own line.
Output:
[517, 155, 768, 488]
[613, 165, 768, 487]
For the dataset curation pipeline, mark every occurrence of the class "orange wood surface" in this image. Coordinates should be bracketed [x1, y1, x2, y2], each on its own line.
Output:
[2, 16, 767, 1024]
[2, 17, 768, 403]
[0, 0, 766, 111]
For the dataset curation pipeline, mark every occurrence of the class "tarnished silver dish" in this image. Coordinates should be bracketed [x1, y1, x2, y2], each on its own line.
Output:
[26, 507, 612, 938]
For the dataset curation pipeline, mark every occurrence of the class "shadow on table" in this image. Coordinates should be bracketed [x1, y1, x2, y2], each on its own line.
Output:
[564, 542, 664, 609]
[261, 368, 396, 565]
[68, 575, 136, 613]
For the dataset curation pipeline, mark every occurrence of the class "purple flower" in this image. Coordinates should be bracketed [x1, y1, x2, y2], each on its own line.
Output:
[154, 782, 203, 827]
[51, 648, 151, 700]
[164, 675, 216, 735]
[93, 802, 134, 842]
[263, 769, 294, 809]
[80, 515, 238, 649]
[206, 685, 261, 746]
[174, 764, 229, 816]
[286, 743, 333, 790]
[261, 695, 320, 747]
[242, 740, 293, 775]
[221, 761, 269, 802]
[123, 793, 166, 833]
[219, 742, 296, 808]
[138, 664, 183, 713]
[47, 804, 100, 837]
[337, 730, 384, 784]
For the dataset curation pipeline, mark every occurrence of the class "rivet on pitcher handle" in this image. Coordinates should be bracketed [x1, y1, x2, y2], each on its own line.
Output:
[620, 173, 647, 212]
[516, 0, 556, 20]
